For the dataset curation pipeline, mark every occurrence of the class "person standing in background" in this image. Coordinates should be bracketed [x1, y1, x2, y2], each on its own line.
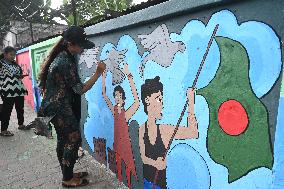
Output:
[0, 46, 29, 137]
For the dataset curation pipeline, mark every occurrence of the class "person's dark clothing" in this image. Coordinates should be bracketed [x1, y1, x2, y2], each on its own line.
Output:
[1, 96, 24, 131]
[143, 122, 167, 189]
[0, 59, 27, 131]
[38, 50, 83, 181]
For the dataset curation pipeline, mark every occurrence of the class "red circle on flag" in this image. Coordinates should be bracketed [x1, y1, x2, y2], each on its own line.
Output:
[218, 100, 249, 136]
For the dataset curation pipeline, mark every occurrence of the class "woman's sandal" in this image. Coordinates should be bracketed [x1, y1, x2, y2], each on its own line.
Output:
[74, 172, 88, 178]
[0, 131, 14, 136]
[62, 178, 89, 188]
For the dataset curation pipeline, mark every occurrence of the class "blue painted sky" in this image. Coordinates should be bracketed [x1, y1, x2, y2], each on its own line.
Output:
[83, 10, 283, 189]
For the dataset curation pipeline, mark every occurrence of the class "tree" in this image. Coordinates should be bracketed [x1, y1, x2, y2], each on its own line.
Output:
[0, 0, 54, 24]
[60, 0, 133, 26]
[0, 0, 58, 42]
[0, 0, 74, 48]
[1, 0, 37, 44]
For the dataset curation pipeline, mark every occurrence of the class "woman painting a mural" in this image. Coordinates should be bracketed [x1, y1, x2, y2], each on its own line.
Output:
[102, 63, 139, 188]
[37, 26, 106, 187]
[139, 76, 199, 189]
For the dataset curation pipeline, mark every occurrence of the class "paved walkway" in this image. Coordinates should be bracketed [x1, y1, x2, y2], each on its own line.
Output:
[0, 101, 127, 189]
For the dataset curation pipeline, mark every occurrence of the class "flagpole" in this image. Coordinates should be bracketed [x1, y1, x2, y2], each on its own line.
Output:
[152, 24, 219, 189]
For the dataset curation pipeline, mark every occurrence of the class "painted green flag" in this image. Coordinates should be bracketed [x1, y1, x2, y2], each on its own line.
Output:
[197, 37, 273, 182]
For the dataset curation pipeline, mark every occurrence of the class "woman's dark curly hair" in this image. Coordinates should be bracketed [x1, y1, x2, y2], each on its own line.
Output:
[141, 76, 163, 114]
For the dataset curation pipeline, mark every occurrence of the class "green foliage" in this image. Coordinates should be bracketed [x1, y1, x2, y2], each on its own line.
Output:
[0, 0, 133, 40]
[61, 0, 133, 26]
[0, 0, 52, 36]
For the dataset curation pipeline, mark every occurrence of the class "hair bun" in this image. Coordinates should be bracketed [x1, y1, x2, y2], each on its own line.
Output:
[145, 76, 160, 85]
[154, 76, 160, 82]
[145, 79, 151, 84]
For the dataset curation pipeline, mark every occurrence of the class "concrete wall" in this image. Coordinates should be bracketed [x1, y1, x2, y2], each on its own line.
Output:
[77, 0, 284, 188]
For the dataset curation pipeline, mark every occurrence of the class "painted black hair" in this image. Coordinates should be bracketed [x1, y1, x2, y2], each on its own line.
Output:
[113, 85, 126, 100]
[141, 76, 163, 114]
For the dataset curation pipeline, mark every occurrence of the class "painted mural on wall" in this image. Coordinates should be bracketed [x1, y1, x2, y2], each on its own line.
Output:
[16, 51, 35, 110]
[33, 49, 49, 111]
[81, 10, 283, 189]
[33, 49, 48, 79]
[79, 47, 100, 69]
[29, 36, 61, 111]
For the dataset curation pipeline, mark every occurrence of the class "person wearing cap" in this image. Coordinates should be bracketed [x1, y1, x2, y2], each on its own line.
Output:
[37, 26, 106, 187]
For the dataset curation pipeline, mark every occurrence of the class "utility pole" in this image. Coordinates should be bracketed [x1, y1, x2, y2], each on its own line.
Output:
[71, 0, 78, 26]
[29, 22, 34, 42]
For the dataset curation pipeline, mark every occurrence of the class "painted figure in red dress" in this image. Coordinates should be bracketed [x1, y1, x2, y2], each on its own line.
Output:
[102, 63, 139, 188]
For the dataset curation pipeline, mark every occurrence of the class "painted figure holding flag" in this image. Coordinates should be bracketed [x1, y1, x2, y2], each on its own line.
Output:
[139, 76, 199, 189]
